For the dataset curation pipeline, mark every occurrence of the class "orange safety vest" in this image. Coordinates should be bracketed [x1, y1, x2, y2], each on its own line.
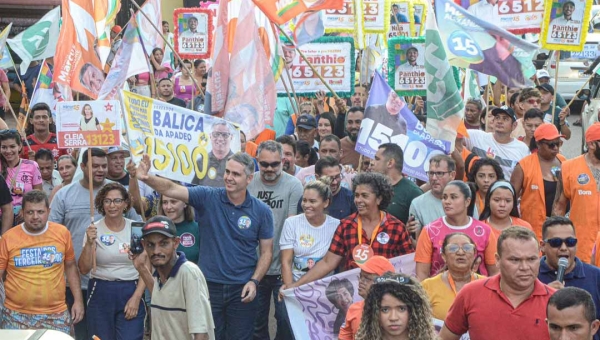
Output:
[518, 153, 566, 241]
[562, 155, 600, 263]
[245, 141, 258, 158]
[254, 128, 276, 145]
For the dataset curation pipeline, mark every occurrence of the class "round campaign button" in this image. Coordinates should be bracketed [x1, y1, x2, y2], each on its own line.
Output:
[352, 244, 374, 264]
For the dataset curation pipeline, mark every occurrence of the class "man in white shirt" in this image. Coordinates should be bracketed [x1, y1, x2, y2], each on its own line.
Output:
[550, 1, 577, 26]
[467, 0, 499, 23]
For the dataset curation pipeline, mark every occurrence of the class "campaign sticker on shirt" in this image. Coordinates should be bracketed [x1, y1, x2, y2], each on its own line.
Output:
[118, 242, 130, 254]
[474, 225, 485, 237]
[299, 234, 315, 248]
[238, 216, 252, 229]
[100, 234, 116, 246]
[578, 174, 590, 185]
[180, 232, 196, 247]
[352, 244, 373, 264]
[208, 167, 217, 180]
[376, 232, 390, 245]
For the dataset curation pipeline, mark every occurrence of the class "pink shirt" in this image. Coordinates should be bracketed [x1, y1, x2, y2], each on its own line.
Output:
[3, 159, 43, 209]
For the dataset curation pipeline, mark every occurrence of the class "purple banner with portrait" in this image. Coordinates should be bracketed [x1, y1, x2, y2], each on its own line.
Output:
[354, 72, 450, 182]
[282, 253, 416, 340]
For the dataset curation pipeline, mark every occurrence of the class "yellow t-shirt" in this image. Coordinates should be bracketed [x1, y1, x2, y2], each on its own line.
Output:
[421, 272, 484, 321]
[0, 222, 75, 314]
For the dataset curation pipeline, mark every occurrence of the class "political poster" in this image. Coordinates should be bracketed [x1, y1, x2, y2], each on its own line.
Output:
[355, 72, 450, 182]
[56, 101, 121, 149]
[174, 8, 213, 59]
[457, 0, 545, 34]
[121, 91, 241, 186]
[388, 1, 412, 38]
[413, 0, 427, 36]
[363, 0, 389, 33]
[282, 253, 416, 339]
[323, 0, 355, 32]
[388, 37, 426, 95]
[541, 0, 592, 52]
[276, 37, 355, 97]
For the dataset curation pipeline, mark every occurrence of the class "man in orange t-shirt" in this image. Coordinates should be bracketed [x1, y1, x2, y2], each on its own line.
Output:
[0, 190, 84, 334]
[338, 256, 395, 340]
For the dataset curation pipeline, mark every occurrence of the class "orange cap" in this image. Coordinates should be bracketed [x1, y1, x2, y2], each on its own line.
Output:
[111, 25, 122, 34]
[534, 123, 564, 142]
[586, 123, 600, 143]
[356, 256, 395, 275]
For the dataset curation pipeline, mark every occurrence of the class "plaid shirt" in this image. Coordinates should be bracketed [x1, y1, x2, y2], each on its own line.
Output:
[328, 212, 414, 271]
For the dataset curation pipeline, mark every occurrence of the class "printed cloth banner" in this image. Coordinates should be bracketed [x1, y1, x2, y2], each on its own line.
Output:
[30, 61, 73, 120]
[356, 72, 450, 181]
[206, 0, 230, 115]
[388, 1, 414, 38]
[56, 101, 121, 148]
[540, 0, 591, 52]
[275, 37, 355, 97]
[253, 0, 343, 25]
[283, 253, 416, 339]
[94, 0, 122, 67]
[435, 0, 538, 88]
[174, 8, 213, 59]
[122, 90, 241, 185]
[135, 0, 164, 55]
[456, 0, 545, 34]
[7, 8, 61, 74]
[388, 36, 426, 95]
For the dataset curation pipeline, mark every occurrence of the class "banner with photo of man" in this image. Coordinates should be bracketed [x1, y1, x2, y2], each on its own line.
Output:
[355, 72, 450, 182]
[413, 0, 427, 36]
[363, 0, 389, 33]
[540, 0, 592, 52]
[282, 253, 416, 340]
[323, 0, 355, 32]
[121, 91, 241, 186]
[388, 36, 426, 95]
[388, 1, 413, 38]
[457, 0, 545, 34]
[174, 8, 213, 59]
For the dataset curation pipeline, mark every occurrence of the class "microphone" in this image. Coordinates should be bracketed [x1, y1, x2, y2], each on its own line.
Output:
[556, 257, 568, 283]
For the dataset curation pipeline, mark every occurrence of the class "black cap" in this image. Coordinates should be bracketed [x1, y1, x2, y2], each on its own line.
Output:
[491, 107, 517, 122]
[142, 216, 178, 238]
[536, 83, 554, 95]
[296, 115, 317, 129]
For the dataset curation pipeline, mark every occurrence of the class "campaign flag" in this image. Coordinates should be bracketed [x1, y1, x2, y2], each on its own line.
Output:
[53, 0, 105, 99]
[94, 0, 122, 66]
[434, 0, 538, 88]
[223, 0, 276, 140]
[355, 72, 450, 181]
[253, 0, 343, 25]
[283, 253, 416, 339]
[7, 8, 60, 75]
[0, 49, 11, 70]
[0, 24, 11, 58]
[256, 9, 285, 81]
[31, 61, 56, 117]
[206, 0, 230, 115]
[135, 0, 164, 55]
[462, 69, 481, 102]
[292, 11, 325, 46]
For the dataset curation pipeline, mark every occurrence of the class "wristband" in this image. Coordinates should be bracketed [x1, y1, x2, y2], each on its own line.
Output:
[250, 279, 260, 287]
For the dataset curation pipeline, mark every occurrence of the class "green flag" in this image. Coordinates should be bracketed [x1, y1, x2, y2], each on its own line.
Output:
[7, 7, 60, 74]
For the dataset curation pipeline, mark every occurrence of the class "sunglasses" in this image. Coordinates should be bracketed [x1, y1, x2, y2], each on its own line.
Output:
[445, 243, 476, 254]
[544, 237, 577, 248]
[540, 141, 560, 149]
[259, 161, 281, 169]
[523, 98, 541, 105]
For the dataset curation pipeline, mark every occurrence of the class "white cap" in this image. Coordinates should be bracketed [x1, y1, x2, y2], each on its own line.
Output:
[536, 69, 550, 79]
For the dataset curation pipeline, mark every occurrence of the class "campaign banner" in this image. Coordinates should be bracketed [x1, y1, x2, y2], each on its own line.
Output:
[388, 1, 413, 38]
[356, 72, 450, 182]
[174, 8, 213, 59]
[413, 0, 427, 36]
[283, 253, 416, 339]
[457, 0, 544, 34]
[388, 37, 426, 96]
[363, 0, 389, 33]
[540, 0, 591, 52]
[323, 0, 355, 32]
[121, 91, 241, 186]
[56, 101, 121, 148]
[276, 37, 355, 97]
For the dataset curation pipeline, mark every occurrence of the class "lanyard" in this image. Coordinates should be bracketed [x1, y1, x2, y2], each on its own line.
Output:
[9, 160, 22, 188]
[447, 271, 476, 295]
[357, 211, 384, 246]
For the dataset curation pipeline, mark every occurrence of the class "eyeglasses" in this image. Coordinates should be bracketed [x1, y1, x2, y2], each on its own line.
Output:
[426, 171, 451, 178]
[358, 273, 377, 283]
[540, 141, 560, 149]
[523, 98, 541, 105]
[259, 161, 281, 169]
[445, 243, 476, 253]
[103, 198, 125, 205]
[544, 237, 577, 248]
[211, 132, 231, 139]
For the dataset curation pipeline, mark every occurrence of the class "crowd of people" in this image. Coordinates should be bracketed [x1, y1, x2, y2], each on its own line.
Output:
[0, 20, 600, 340]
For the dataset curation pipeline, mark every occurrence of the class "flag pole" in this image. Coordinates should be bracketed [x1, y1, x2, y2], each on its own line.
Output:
[87, 147, 97, 273]
[280, 72, 299, 117]
[0, 85, 32, 152]
[563, 75, 593, 111]
[552, 52, 560, 125]
[7, 50, 23, 86]
[275, 24, 340, 99]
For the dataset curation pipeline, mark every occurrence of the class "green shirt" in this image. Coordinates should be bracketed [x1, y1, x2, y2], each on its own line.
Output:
[176, 220, 200, 264]
[387, 177, 423, 224]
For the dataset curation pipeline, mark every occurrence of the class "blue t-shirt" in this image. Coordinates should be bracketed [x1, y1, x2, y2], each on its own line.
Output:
[539, 256, 600, 339]
[188, 186, 274, 284]
[297, 186, 356, 220]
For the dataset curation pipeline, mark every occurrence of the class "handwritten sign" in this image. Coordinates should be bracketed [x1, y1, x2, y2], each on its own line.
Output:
[56, 101, 121, 148]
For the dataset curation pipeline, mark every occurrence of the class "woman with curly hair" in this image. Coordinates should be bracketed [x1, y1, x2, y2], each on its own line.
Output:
[355, 273, 436, 340]
[78, 182, 146, 340]
[467, 158, 504, 214]
[285, 172, 413, 290]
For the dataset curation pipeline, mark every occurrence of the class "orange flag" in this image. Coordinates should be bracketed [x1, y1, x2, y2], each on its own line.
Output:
[253, 0, 343, 25]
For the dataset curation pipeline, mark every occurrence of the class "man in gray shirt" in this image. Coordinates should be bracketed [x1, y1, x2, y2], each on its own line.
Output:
[248, 140, 303, 340]
[49, 148, 141, 340]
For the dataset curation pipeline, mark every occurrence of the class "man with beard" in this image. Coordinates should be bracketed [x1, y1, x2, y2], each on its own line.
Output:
[296, 134, 356, 189]
[157, 78, 186, 108]
[396, 46, 420, 73]
[549, 1, 577, 27]
[276, 135, 302, 175]
[193, 121, 235, 187]
[247, 141, 303, 340]
[553, 123, 600, 263]
[339, 107, 364, 169]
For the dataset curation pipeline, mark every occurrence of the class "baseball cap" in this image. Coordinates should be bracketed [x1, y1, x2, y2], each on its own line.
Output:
[142, 216, 178, 238]
[356, 256, 395, 276]
[534, 123, 564, 142]
[296, 115, 317, 129]
[407, 46, 418, 54]
[111, 25, 122, 34]
[491, 107, 517, 122]
[536, 69, 550, 79]
[536, 83, 554, 95]
[586, 123, 600, 143]
[107, 146, 131, 158]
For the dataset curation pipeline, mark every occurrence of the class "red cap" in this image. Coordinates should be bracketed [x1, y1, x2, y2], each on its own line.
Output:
[586, 123, 600, 143]
[111, 25, 122, 34]
[356, 256, 395, 275]
[534, 123, 564, 142]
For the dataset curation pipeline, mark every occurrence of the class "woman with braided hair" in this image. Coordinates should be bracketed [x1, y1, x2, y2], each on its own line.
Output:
[355, 273, 437, 340]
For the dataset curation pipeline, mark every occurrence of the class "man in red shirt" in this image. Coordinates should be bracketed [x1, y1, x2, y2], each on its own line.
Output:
[440, 226, 555, 340]
[22, 103, 67, 162]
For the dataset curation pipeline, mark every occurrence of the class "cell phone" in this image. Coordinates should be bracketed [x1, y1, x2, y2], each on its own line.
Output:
[130, 222, 144, 255]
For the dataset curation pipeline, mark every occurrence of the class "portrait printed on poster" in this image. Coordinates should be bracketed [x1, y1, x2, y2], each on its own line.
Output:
[394, 43, 425, 92]
[389, 2, 411, 38]
[545, 0, 585, 46]
[174, 8, 212, 59]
